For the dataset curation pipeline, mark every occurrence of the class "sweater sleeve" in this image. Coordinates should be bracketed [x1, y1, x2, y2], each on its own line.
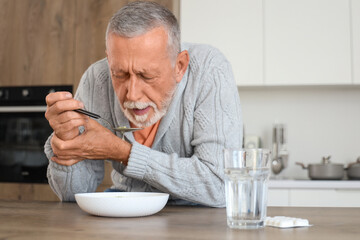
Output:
[45, 66, 105, 202]
[123, 58, 243, 207]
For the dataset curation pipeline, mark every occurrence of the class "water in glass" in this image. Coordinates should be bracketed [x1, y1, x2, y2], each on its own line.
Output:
[224, 167, 270, 229]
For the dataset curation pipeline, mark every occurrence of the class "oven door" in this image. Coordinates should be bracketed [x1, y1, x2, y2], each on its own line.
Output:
[0, 106, 52, 183]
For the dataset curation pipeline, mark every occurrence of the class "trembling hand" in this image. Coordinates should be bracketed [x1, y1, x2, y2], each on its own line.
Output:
[45, 91, 88, 141]
[45, 92, 131, 166]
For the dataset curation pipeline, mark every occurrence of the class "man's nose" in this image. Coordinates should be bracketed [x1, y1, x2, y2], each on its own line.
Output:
[126, 75, 142, 101]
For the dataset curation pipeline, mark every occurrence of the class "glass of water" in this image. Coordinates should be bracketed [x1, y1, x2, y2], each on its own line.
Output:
[224, 148, 271, 229]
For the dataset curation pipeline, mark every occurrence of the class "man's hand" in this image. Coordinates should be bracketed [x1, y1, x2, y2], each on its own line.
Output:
[45, 91, 131, 166]
[50, 117, 132, 166]
[45, 91, 88, 141]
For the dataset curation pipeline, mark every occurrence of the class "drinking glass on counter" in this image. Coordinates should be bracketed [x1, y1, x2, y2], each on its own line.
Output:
[224, 148, 271, 229]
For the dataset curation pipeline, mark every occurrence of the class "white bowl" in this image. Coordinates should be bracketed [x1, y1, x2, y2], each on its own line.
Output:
[75, 192, 169, 217]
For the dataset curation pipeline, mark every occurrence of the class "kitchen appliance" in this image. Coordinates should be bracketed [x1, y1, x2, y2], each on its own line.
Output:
[0, 85, 72, 183]
[296, 156, 345, 180]
[271, 123, 289, 175]
[346, 157, 360, 180]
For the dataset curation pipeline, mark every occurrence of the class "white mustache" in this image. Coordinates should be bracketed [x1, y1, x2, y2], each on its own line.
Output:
[123, 101, 157, 110]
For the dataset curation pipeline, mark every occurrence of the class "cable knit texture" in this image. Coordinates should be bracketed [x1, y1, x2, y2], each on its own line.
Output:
[45, 43, 243, 207]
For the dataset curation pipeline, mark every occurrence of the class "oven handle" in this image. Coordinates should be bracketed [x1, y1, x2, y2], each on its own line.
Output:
[0, 106, 47, 112]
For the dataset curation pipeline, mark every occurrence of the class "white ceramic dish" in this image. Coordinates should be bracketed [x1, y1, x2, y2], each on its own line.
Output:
[75, 192, 169, 217]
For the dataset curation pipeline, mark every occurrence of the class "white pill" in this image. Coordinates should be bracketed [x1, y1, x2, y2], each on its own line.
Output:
[265, 216, 311, 228]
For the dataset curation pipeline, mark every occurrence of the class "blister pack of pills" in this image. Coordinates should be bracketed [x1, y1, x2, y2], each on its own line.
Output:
[265, 216, 311, 228]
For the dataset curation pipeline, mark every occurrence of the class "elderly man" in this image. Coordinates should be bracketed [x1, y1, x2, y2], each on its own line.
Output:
[44, 1, 242, 207]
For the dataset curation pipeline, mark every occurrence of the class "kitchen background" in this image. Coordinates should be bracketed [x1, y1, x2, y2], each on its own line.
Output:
[1, 0, 360, 204]
[181, 0, 360, 179]
[0, 0, 179, 201]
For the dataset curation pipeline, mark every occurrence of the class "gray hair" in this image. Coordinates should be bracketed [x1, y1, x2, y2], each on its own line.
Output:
[105, 1, 180, 62]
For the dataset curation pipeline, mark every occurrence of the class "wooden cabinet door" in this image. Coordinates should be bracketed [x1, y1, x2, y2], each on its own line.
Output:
[0, 0, 178, 89]
[0, 0, 76, 87]
[74, 0, 131, 92]
[264, 0, 351, 85]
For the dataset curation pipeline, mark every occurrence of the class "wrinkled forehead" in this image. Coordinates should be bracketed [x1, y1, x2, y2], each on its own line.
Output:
[106, 25, 169, 48]
[106, 26, 176, 63]
[106, 28, 172, 66]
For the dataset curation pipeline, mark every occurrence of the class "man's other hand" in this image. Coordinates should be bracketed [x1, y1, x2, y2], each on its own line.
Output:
[50, 118, 131, 166]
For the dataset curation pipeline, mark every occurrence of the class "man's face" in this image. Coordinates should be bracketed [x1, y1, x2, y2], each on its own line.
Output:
[106, 27, 179, 128]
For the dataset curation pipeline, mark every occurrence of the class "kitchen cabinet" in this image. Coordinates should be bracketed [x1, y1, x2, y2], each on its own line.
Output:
[0, 0, 179, 91]
[0, 182, 112, 201]
[268, 180, 360, 207]
[352, 0, 360, 84]
[269, 189, 360, 207]
[268, 189, 290, 206]
[0, 161, 112, 201]
[290, 189, 360, 207]
[264, 0, 351, 85]
[181, 0, 357, 86]
[0, 183, 59, 201]
[0, 162, 112, 201]
[0, 0, 76, 87]
[180, 0, 263, 86]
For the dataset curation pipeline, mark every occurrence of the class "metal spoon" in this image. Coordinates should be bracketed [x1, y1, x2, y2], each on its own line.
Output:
[271, 158, 283, 175]
[74, 109, 142, 139]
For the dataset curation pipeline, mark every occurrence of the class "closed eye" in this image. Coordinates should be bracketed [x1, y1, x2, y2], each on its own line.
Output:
[112, 73, 129, 81]
[139, 74, 154, 80]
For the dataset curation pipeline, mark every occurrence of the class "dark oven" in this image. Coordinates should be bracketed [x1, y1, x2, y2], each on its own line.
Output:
[0, 85, 72, 183]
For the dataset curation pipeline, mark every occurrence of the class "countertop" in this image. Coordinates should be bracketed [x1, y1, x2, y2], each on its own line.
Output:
[269, 179, 360, 189]
[1, 200, 359, 240]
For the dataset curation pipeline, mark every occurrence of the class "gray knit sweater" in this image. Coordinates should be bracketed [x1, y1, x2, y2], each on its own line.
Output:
[45, 43, 243, 207]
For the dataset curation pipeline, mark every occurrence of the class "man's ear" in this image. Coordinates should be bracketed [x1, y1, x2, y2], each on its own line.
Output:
[175, 50, 190, 83]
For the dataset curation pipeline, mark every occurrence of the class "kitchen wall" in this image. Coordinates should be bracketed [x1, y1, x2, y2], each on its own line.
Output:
[181, 0, 360, 180]
[238, 86, 360, 179]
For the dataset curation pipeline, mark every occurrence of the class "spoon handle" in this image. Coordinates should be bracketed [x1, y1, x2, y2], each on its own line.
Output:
[74, 109, 115, 130]
[74, 109, 101, 119]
